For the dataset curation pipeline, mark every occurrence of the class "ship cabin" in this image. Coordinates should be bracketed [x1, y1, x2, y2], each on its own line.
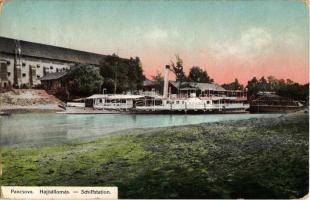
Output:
[169, 81, 247, 100]
[86, 94, 145, 110]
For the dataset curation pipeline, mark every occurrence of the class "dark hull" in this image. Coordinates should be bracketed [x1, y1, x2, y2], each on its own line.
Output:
[250, 105, 303, 113]
[132, 108, 248, 114]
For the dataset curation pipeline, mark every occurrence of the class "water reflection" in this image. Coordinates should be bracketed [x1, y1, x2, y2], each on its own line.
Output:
[0, 113, 281, 146]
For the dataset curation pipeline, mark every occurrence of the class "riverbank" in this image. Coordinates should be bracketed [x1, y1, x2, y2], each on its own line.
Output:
[1, 111, 308, 199]
[0, 89, 63, 114]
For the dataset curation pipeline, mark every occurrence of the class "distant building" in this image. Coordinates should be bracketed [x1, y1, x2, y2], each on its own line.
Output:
[0, 36, 126, 89]
[142, 79, 155, 89]
[40, 71, 69, 93]
[140, 79, 158, 96]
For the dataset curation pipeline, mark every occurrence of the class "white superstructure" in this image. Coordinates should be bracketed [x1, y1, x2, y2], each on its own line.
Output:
[62, 65, 250, 114]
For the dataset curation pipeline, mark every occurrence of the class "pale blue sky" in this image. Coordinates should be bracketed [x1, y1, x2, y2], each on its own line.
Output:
[0, 0, 308, 83]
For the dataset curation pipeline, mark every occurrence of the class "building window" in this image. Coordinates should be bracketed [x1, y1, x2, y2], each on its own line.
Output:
[50, 66, 53, 69]
[22, 73, 26, 77]
[37, 64, 40, 68]
[37, 75, 40, 79]
[56, 68, 59, 72]
[7, 72, 11, 76]
[22, 62, 26, 67]
[7, 61, 10, 65]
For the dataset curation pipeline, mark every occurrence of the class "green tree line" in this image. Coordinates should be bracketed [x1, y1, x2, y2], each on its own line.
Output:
[61, 55, 144, 99]
[246, 76, 309, 102]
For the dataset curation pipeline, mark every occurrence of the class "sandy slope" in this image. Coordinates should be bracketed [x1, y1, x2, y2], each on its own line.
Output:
[0, 89, 63, 112]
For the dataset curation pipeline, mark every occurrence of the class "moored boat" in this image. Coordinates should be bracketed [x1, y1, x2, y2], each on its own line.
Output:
[60, 65, 250, 114]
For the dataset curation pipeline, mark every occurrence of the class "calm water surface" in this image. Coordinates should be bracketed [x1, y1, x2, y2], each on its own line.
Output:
[0, 113, 281, 146]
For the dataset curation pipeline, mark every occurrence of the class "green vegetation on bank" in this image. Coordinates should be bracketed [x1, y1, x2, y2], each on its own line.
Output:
[1, 113, 308, 199]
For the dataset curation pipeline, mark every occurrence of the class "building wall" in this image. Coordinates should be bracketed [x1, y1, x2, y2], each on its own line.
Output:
[0, 61, 9, 88]
[0, 54, 72, 88]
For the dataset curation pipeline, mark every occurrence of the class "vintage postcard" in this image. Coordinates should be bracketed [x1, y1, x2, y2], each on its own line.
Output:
[0, 0, 308, 199]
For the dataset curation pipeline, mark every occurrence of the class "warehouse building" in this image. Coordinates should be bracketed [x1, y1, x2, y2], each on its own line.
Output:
[0, 36, 122, 88]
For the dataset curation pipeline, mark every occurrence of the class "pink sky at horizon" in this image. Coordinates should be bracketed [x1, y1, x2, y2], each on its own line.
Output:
[139, 49, 309, 86]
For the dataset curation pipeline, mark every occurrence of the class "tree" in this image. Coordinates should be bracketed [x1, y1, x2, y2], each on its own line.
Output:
[246, 77, 259, 97]
[100, 54, 119, 93]
[188, 66, 214, 83]
[127, 57, 144, 93]
[171, 55, 186, 94]
[267, 76, 279, 91]
[222, 78, 244, 90]
[68, 65, 103, 97]
[100, 55, 144, 94]
[171, 55, 186, 82]
[258, 76, 268, 91]
[151, 71, 164, 94]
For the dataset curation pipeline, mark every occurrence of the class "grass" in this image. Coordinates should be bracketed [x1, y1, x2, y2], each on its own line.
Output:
[1, 113, 308, 199]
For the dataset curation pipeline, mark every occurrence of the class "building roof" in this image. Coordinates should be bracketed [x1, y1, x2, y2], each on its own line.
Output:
[86, 94, 108, 99]
[86, 94, 144, 99]
[143, 79, 155, 87]
[256, 91, 280, 98]
[40, 71, 68, 81]
[169, 81, 226, 92]
[0, 36, 128, 65]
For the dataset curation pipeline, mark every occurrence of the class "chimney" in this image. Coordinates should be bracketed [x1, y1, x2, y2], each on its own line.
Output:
[163, 65, 170, 98]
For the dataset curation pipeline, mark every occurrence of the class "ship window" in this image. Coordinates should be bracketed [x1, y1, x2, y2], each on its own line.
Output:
[176, 101, 179, 104]
[50, 66, 53, 69]
[22, 73, 26, 77]
[99, 99, 103, 103]
[37, 75, 40, 78]
[7, 61, 10, 65]
[206, 101, 210, 104]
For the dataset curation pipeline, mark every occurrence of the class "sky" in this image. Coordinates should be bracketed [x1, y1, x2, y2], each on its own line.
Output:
[0, 0, 308, 84]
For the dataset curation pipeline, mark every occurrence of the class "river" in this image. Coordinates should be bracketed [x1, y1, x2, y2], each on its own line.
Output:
[0, 113, 281, 146]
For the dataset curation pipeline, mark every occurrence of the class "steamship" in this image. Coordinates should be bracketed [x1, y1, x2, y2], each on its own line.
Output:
[62, 65, 249, 114]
